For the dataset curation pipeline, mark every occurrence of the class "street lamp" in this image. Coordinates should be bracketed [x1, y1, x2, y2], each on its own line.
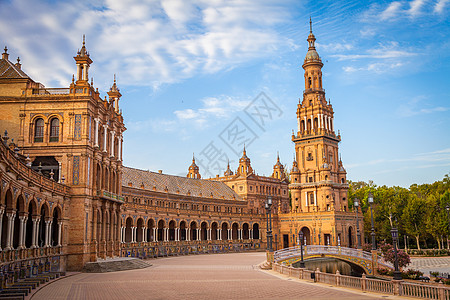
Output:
[265, 197, 273, 252]
[298, 231, 305, 268]
[354, 198, 362, 249]
[368, 192, 376, 250]
[391, 227, 402, 280]
[446, 205, 450, 233]
[274, 234, 278, 251]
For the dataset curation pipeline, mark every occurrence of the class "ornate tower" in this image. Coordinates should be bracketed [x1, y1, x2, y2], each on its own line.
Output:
[236, 146, 253, 177]
[290, 20, 349, 214]
[272, 153, 285, 180]
[187, 155, 201, 179]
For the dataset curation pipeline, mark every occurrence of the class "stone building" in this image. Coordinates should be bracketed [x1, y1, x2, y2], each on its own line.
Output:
[274, 21, 361, 250]
[0, 38, 125, 270]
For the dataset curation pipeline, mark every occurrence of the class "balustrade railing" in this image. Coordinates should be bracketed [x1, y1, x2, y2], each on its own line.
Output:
[271, 262, 450, 300]
[31, 88, 70, 95]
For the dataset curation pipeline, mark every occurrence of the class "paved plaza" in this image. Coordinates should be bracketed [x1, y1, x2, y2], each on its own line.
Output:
[32, 252, 408, 300]
[410, 256, 450, 276]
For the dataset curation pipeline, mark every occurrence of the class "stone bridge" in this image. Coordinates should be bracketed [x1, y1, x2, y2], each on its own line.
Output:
[273, 245, 393, 276]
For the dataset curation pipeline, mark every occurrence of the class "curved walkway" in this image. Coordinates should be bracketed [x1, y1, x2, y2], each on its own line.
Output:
[32, 253, 403, 299]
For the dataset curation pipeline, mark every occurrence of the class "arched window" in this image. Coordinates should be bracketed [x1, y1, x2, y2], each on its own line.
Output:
[34, 118, 44, 142]
[49, 118, 59, 142]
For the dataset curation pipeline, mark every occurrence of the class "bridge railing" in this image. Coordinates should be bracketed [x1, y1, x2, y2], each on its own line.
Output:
[273, 245, 393, 269]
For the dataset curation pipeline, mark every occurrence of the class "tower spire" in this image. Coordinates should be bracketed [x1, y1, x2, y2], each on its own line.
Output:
[309, 16, 312, 33]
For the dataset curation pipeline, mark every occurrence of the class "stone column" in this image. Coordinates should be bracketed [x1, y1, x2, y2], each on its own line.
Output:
[197, 229, 200, 241]
[5, 211, 15, 250]
[153, 228, 157, 242]
[249, 229, 253, 240]
[143, 228, 147, 242]
[94, 119, 99, 147]
[110, 131, 115, 157]
[103, 125, 108, 153]
[45, 220, 52, 247]
[57, 222, 62, 246]
[118, 136, 122, 161]
[324, 115, 328, 130]
[31, 218, 39, 248]
[228, 229, 231, 240]
[18, 216, 26, 249]
[218, 229, 221, 240]
[0, 208, 3, 251]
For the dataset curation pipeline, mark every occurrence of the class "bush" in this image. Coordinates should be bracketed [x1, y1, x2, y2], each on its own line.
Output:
[379, 241, 411, 268]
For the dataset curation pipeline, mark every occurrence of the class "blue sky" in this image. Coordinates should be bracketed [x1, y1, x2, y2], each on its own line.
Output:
[1, 0, 449, 187]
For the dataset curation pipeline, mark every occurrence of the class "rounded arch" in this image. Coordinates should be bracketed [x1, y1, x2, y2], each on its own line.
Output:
[5, 188, 14, 209]
[25, 199, 38, 248]
[190, 221, 197, 241]
[157, 219, 165, 241]
[38, 202, 50, 247]
[168, 220, 176, 241]
[179, 221, 187, 241]
[32, 117, 45, 143]
[348, 226, 354, 248]
[49, 116, 60, 142]
[211, 222, 218, 240]
[16, 194, 26, 214]
[147, 218, 155, 242]
[301, 226, 311, 245]
[252, 223, 260, 239]
[200, 221, 208, 241]
[124, 217, 133, 243]
[242, 223, 249, 240]
[51, 205, 62, 246]
[221, 222, 229, 240]
[136, 218, 144, 242]
[231, 222, 239, 240]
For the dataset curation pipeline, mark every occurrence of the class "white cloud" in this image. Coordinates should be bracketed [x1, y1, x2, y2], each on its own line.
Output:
[0, 0, 292, 89]
[318, 42, 353, 52]
[174, 95, 250, 127]
[380, 1, 403, 20]
[434, 0, 450, 13]
[397, 96, 450, 117]
[409, 0, 427, 16]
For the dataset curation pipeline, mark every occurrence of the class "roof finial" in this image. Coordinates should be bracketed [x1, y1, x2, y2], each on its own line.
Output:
[277, 151, 280, 161]
[3, 46, 7, 53]
[114, 73, 116, 83]
[83, 34, 85, 46]
[243, 143, 246, 155]
[192, 152, 195, 163]
[309, 16, 312, 33]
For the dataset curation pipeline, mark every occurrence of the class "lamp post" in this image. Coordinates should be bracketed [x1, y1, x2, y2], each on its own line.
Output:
[274, 234, 278, 251]
[298, 231, 305, 268]
[391, 227, 402, 280]
[368, 192, 376, 250]
[354, 198, 362, 249]
[265, 197, 273, 252]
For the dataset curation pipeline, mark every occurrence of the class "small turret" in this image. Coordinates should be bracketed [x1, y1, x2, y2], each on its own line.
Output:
[187, 154, 201, 179]
[74, 35, 92, 83]
[272, 152, 285, 180]
[224, 160, 234, 176]
[107, 74, 122, 113]
[236, 145, 253, 176]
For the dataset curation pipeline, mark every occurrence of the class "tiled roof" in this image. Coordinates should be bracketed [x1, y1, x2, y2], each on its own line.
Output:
[122, 166, 243, 201]
[0, 58, 31, 79]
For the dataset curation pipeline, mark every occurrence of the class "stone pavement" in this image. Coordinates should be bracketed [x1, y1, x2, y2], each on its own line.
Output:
[32, 252, 404, 299]
[410, 256, 450, 276]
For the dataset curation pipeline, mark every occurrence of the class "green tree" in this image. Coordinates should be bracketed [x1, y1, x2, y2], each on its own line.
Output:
[403, 194, 427, 250]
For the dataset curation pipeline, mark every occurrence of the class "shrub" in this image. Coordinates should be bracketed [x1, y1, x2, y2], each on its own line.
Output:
[379, 241, 411, 268]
